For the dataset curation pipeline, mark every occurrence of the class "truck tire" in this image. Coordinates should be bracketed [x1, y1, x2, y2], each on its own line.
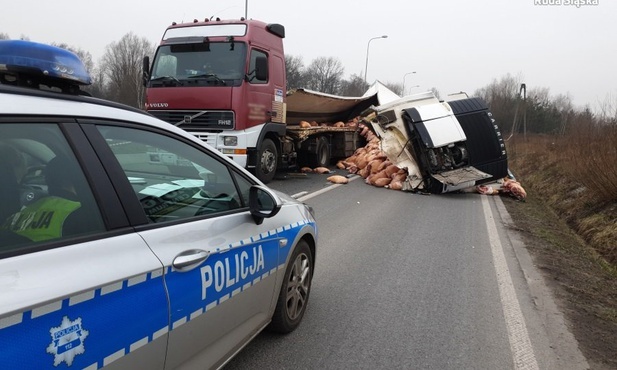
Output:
[299, 136, 330, 168]
[255, 138, 277, 183]
[314, 136, 331, 167]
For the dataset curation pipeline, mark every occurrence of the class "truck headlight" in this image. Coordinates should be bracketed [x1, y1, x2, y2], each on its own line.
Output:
[223, 136, 238, 146]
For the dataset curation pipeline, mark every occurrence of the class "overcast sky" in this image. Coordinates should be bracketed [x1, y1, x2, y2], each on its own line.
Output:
[2, 0, 614, 109]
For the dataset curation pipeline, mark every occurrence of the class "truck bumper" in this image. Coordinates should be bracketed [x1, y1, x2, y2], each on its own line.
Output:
[221, 152, 248, 168]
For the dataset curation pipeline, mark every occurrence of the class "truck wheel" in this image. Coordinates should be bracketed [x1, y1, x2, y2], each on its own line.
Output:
[256, 138, 277, 183]
[300, 136, 330, 168]
[268, 239, 313, 333]
[314, 136, 331, 167]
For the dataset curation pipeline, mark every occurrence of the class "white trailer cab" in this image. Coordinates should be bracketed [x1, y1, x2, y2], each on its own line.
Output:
[365, 92, 508, 193]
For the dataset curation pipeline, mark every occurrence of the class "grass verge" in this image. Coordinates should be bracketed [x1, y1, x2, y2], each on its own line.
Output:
[503, 135, 617, 369]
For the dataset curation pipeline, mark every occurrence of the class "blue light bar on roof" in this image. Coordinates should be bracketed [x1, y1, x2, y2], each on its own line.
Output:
[0, 40, 92, 85]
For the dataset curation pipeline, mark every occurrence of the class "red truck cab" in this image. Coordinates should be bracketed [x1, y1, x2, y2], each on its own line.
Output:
[144, 18, 287, 182]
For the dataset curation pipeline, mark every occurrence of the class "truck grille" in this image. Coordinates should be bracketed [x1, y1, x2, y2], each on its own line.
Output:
[149, 110, 234, 131]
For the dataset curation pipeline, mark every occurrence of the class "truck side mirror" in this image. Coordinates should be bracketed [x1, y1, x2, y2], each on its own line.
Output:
[255, 56, 268, 81]
[142, 56, 150, 87]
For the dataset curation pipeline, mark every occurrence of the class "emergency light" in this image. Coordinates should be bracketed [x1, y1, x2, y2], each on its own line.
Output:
[0, 40, 92, 90]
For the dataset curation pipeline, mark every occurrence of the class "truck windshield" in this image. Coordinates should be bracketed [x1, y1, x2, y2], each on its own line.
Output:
[149, 42, 247, 87]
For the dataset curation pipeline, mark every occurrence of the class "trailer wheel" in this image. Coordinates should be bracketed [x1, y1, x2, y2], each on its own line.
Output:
[314, 136, 331, 167]
[256, 138, 277, 183]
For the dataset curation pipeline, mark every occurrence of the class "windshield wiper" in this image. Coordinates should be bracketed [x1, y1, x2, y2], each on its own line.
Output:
[150, 76, 183, 86]
[187, 73, 227, 85]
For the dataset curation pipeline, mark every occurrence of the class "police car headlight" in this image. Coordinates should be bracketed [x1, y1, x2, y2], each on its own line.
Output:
[223, 136, 238, 146]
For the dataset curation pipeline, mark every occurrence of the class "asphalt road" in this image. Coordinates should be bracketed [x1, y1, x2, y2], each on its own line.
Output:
[225, 173, 588, 370]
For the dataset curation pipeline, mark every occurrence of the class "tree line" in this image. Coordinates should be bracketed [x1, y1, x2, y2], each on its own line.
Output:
[473, 73, 616, 138]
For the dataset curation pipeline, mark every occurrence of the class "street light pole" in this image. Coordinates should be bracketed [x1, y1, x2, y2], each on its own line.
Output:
[364, 35, 388, 83]
[402, 71, 416, 95]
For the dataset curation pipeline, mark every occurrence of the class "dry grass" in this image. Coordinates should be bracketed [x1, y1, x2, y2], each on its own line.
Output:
[506, 131, 617, 266]
[502, 132, 617, 368]
[565, 123, 617, 203]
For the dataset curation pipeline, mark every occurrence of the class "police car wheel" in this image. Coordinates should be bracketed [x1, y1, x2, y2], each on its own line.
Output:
[268, 239, 312, 333]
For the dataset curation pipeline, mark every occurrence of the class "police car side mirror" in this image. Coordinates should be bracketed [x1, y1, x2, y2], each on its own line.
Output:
[249, 185, 282, 225]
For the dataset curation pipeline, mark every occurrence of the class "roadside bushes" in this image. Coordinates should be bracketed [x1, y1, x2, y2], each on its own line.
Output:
[507, 126, 617, 266]
[565, 120, 617, 204]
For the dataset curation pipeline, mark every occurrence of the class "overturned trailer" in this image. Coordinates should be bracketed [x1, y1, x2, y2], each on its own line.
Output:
[362, 92, 508, 193]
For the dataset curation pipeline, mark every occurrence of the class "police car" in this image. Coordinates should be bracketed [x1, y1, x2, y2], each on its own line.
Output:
[0, 40, 317, 369]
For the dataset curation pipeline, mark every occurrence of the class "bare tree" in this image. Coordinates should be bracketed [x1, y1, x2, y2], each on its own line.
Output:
[475, 73, 522, 106]
[100, 32, 154, 107]
[550, 93, 574, 134]
[474, 73, 524, 134]
[430, 87, 441, 100]
[85, 68, 108, 99]
[339, 73, 369, 96]
[304, 57, 344, 94]
[0, 33, 30, 40]
[383, 81, 403, 96]
[596, 93, 617, 126]
[285, 54, 305, 90]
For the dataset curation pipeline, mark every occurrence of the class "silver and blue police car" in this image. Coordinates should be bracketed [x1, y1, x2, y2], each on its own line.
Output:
[0, 40, 317, 369]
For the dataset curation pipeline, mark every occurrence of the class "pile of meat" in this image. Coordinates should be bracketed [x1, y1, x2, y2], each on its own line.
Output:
[299, 122, 408, 189]
[476, 178, 527, 200]
[298, 117, 359, 129]
[335, 123, 409, 189]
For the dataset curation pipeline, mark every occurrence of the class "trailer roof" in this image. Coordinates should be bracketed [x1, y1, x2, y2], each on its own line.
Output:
[285, 81, 402, 125]
[286, 88, 379, 125]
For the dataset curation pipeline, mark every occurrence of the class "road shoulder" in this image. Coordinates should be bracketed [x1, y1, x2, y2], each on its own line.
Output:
[498, 195, 617, 369]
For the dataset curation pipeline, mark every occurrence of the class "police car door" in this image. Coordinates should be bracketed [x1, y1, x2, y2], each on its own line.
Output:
[0, 122, 169, 370]
[89, 125, 282, 369]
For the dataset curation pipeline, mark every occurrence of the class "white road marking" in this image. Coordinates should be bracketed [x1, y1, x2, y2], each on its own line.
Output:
[482, 196, 539, 370]
[296, 175, 361, 202]
[291, 191, 308, 199]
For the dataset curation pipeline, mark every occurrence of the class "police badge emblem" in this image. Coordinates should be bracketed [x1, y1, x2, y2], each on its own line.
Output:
[46, 316, 89, 366]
